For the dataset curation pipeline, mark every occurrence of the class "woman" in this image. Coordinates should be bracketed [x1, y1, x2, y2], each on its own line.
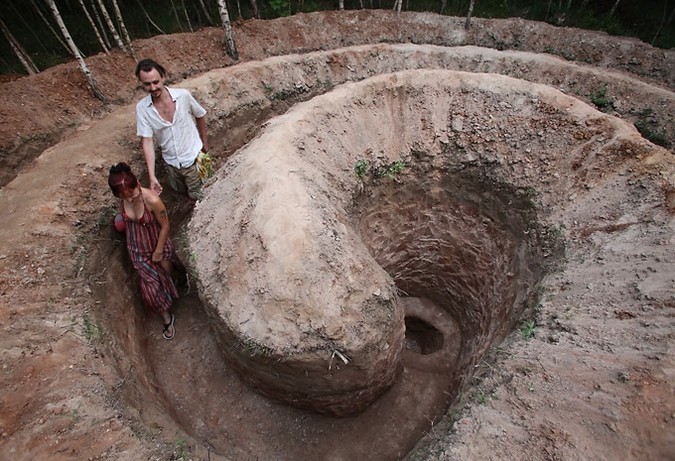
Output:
[108, 162, 187, 340]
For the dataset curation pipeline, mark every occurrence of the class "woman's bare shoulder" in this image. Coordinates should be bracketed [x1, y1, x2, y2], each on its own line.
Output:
[141, 188, 165, 208]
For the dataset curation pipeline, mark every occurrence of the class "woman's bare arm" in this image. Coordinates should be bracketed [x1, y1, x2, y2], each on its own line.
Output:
[143, 188, 171, 262]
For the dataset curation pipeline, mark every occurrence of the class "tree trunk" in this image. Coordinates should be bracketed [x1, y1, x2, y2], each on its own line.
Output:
[440, 0, 447, 15]
[134, 0, 166, 34]
[608, 0, 621, 17]
[392, 0, 402, 13]
[180, 0, 194, 32]
[169, 0, 185, 32]
[11, 1, 50, 54]
[565, 0, 573, 14]
[46, 0, 105, 101]
[0, 17, 39, 75]
[465, 0, 477, 29]
[217, 0, 239, 60]
[95, 0, 127, 52]
[110, 0, 135, 57]
[78, 0, 109, 53]
[651, 0, 668, 45]
[250, 0, 260, 18]
[90, 0, 112, 49]
[30, 0, 73, 56]
[198, 0, 215, 25]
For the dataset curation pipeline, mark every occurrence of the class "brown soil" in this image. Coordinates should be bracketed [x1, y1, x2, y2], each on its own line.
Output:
[0, 11, 674, 461]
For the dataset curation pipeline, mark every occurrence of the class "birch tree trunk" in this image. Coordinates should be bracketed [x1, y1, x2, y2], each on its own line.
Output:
[0, 17, 39, 74]
[565, 0, 573, 15]
[110, 0, 135, 57]
[78, 0, 109, 54]
[46, 0, 105, 101]
[217, 0, 239, 61]
[134, 0, 166, 34]
[249, 0, 260, 19]
[651, 0, 668, 45]
[180, 0, 194, 32]
[339, 0, 345, 10]
[609, 0, 621, 17]
[465, 0, 477, 29]
[90, 0, 112, 49]
[169, 0, 185, 31]
[95, 0, 128, 52]
[197, 0, 215, 25]
[392, 0, 402, 13]
[30, 0, 72, 56]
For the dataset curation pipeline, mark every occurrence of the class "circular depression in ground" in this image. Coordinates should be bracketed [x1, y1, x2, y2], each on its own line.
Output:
[94, 60, 666, 460]
[187, 69, 616, 417]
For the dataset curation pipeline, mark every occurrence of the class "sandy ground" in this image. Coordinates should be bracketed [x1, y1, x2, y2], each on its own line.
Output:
[0, 10, 674, 461]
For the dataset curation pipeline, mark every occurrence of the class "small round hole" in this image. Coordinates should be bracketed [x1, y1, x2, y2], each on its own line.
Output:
[404, 315, 444, 355]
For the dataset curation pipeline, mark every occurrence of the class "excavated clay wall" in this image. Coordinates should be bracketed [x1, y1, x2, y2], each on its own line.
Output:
[188, 68, 650, 415]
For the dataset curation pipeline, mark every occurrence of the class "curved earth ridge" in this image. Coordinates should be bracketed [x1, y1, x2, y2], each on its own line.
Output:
[1, 11, 673, 188]
[0, 15, 673, 461]
[187, 43, 674, 158]
[188, 67, 667, 416]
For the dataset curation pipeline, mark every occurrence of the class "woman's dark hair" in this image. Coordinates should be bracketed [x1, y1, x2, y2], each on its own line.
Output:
[108, 162, 139, 197]
[135, 58, 166, 79]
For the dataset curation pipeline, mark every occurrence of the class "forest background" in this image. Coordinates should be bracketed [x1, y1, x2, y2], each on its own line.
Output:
[0, 0, 673, 79]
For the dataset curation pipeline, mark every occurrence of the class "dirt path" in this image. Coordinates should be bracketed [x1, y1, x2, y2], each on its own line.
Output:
[0, 11, 674, 461]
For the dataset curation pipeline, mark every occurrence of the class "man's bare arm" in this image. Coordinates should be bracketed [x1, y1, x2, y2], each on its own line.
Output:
[141, 137, 162, 194]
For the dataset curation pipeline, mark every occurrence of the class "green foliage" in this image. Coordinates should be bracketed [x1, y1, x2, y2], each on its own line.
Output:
[97, 205, 118, 229]
[519, 319, 536, 339]
[590, 84, 613, 111]
[377, 160, 406, 179]
[82, 313, 100, 341]
[354, 159, 368, 178]
[634, 108, 671, 148]
[355, 158, 406, 181]
[172, 438, 188, 459]
[268, 0, 290, 17]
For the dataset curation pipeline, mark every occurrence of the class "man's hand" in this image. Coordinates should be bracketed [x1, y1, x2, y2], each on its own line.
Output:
[149, 176, 163, 195]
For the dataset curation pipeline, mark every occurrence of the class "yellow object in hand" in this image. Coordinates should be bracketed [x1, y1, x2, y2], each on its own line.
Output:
[196, 151, 215, 181]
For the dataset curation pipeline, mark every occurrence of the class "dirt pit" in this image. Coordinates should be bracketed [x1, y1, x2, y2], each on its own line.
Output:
[95, 69, 565, 459]
[1, 11, 674, 461]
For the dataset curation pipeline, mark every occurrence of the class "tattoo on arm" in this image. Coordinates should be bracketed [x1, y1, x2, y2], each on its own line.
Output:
[158, 209, 167, 221]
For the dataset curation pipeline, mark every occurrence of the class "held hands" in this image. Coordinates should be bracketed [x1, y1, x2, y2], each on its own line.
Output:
[149, 176, 163, 195]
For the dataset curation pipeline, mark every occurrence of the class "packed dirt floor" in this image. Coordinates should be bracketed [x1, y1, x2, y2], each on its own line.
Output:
[0, 10, 674, 461]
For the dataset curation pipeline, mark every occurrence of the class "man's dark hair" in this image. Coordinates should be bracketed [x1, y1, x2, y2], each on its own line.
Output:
[135, 59, 167, 79]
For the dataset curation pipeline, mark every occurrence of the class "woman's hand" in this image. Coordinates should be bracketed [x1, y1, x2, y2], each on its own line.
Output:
[152, 249, 163, 262]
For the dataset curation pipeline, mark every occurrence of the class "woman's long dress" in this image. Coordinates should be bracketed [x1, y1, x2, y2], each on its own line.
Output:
[122, 197, 184, 315]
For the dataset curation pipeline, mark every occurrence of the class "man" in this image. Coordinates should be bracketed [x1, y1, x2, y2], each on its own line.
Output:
[135, 58, 209, 200]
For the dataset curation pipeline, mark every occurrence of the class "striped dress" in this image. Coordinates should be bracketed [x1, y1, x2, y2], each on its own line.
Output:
[121, 197, 184, 315]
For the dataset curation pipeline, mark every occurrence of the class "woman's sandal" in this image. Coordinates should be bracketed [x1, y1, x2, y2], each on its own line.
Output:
[163, 314, 176, 340]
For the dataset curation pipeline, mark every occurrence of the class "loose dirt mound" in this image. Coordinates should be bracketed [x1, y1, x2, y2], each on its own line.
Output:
[0, 11, 674, 461]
